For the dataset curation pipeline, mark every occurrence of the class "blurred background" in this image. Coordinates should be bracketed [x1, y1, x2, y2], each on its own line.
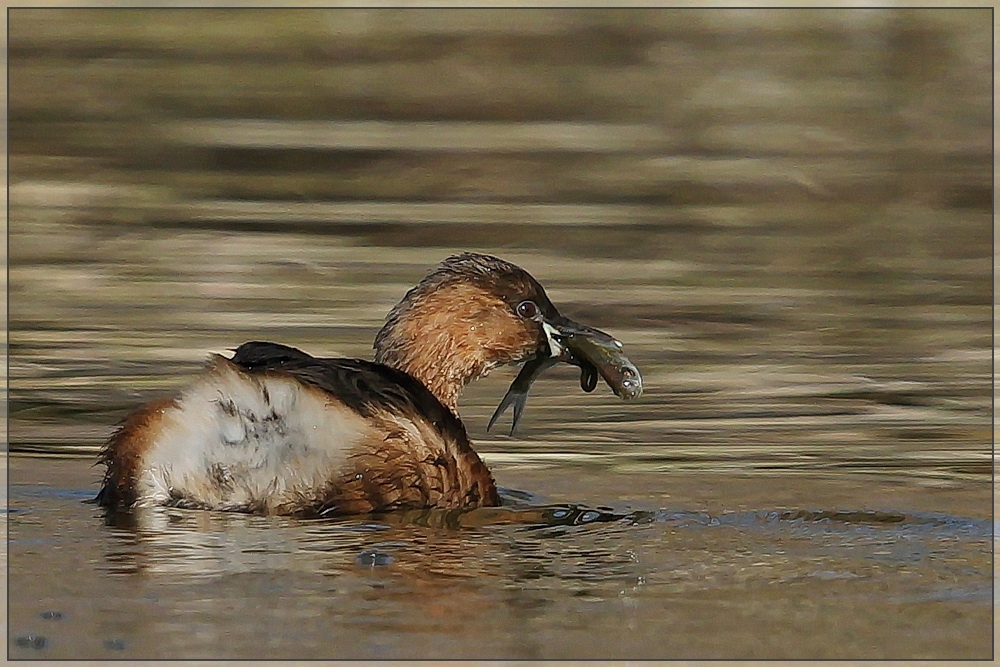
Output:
[5, 9, 994, 661]
[7, 8, 992, 473]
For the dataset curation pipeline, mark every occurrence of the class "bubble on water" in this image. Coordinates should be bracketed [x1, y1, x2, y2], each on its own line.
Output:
[14, 635, 47, 650]
[40, 611, 63, 620]
[356, 549, 395, 567]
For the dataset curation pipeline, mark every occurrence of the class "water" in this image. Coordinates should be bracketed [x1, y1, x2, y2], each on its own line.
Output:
[5, 458, 992, 660]
[6, 232, 993, 661]
[6, 8, 992, 660]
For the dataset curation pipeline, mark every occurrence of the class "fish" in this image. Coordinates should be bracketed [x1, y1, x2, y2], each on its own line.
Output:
[488, 323, 642, 435]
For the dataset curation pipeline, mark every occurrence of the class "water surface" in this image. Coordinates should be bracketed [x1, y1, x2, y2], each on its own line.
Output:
[7, 8, 992, 660]
[6, 457, 992, 660]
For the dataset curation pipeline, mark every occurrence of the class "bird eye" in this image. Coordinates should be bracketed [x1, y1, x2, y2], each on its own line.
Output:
[516, 300, 539, 319]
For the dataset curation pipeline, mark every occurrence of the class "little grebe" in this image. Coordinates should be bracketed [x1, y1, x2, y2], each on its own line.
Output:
[97, 252, 641, 516]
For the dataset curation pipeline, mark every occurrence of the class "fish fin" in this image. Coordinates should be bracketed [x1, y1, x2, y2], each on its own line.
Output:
[487, 390, 518, 432]
[509, 391, 528, 435]
[487, 389, 529, 435]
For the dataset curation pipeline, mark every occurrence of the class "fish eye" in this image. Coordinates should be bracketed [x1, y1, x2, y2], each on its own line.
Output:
[516, 300, 539, 319]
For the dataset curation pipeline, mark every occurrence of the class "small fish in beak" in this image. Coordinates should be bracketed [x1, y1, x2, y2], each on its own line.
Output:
[488, 321, 642, 435]
[556, 324, 642, 401]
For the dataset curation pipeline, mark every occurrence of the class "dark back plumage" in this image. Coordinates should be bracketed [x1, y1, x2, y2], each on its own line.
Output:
[230, 341, 472, 449]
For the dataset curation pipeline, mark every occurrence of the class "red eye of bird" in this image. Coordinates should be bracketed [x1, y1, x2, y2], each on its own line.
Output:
[516, 300, 539, 319]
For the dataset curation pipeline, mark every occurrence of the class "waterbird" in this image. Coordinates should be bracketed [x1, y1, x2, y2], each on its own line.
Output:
[97, 252, 641, 516]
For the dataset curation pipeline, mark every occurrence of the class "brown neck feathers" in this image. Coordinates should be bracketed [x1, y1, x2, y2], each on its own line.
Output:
[374, 281, 532, 413]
